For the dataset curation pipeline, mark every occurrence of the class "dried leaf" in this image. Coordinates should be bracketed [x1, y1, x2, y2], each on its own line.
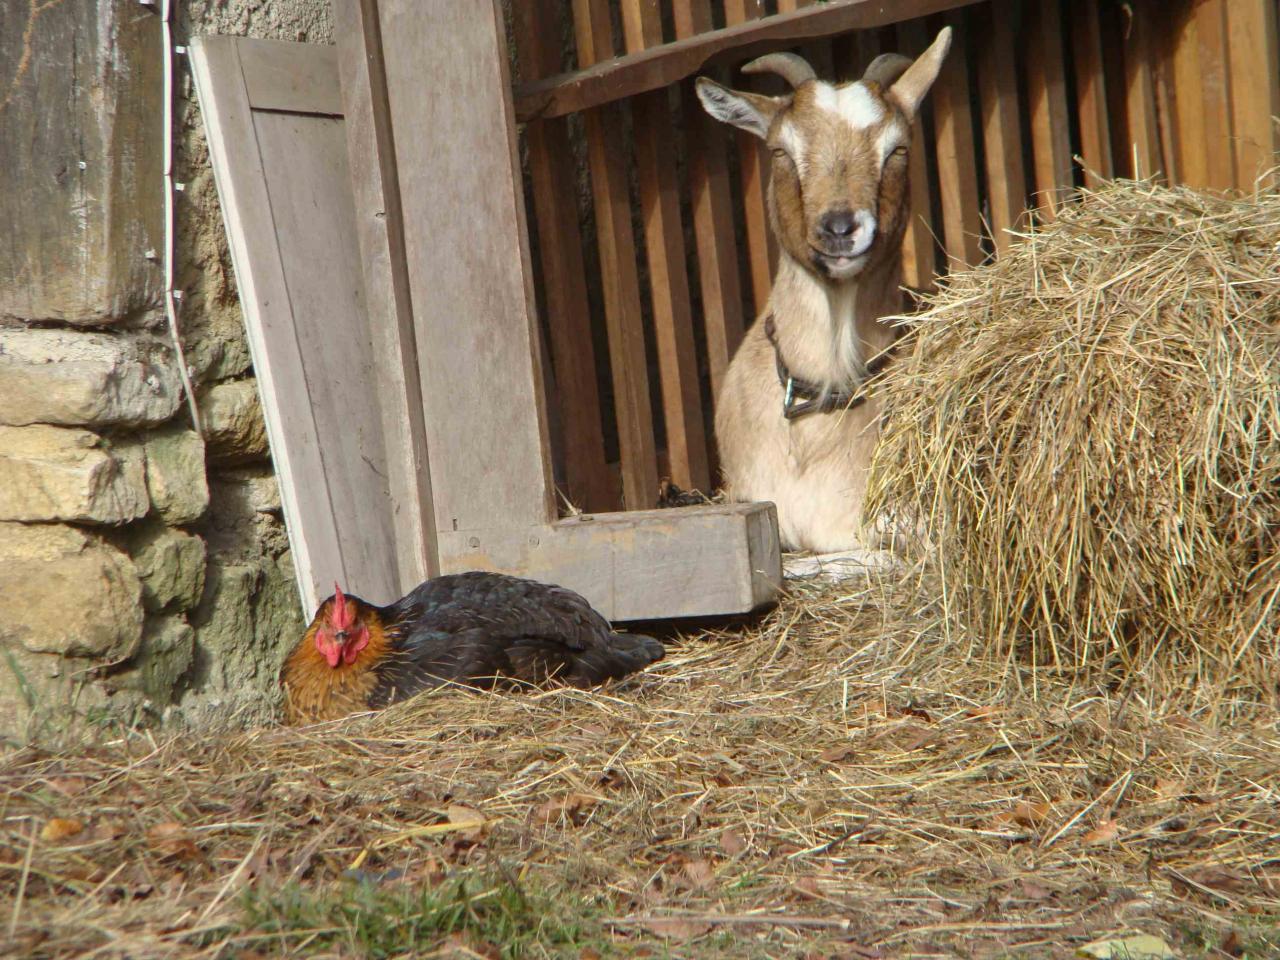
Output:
[533, 793, 600, 827]
[964, 705, 1001, 720]
[146, 822, 200, 861]
[681, 858, 715, 891]
[47, 777, 89, 797]
[1083, 819, 1121, 844]
[1019, 878, 1054, 901]
[579, 949, 603, 960]
[40, 818, 85, 843]
[820, 744, 858, 763]
[1171, 864, 1248, 902]
[92, 818, 126, 842]
[637, 918, 713, 940]
[1077, 934, 1174, 959]
[444, 804, 491, 844]
[719, 828, 747, 857]
[793, 876, 823, 901]
[1154, 777, 1185, 801]
[994, 800, 1051, 827]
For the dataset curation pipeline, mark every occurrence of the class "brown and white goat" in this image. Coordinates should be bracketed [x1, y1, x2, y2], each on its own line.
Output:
[696, 28, 951, 554]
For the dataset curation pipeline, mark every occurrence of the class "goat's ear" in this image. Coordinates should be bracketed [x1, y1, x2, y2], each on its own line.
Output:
[887, 26, 952, 119]
[695, 77, 783, 139]
[862, 53, 912, 89]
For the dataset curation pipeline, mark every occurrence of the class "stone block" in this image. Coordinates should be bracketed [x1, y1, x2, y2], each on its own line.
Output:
[0, 425, 149, 524]
[220, 467, 283, 515]
[0, 327, 182, 427]
[0, 0, 162, 323]
[103, 615, 195, 705]
[144, 426, 209, 525]
[0, 645, 115, 741]
[200, 380, 270, 463]
[129, 523, 207, 612]
[0, 523, 142, 659]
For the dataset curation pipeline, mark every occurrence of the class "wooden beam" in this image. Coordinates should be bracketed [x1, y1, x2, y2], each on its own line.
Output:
[973, 0, 1026, 256]
[930, 11, 983, 268]
[897, 19, 939, 289]
[1025, 0, 1073, 217]
[437, 502, 781, 622]
[1225, 0, 1280, 190]
[1169, 4, 1209, 188]
[1194, 0, 1236, 190]
[514, 0, 987, 122]
[333, 0, 437, 590]
[513, 0, 615, 513]
[621, 0, 711, 494]
[1071, 0, 1114, 188]
[377, 0, 555, 537]
[1120, 0, 1162, 181]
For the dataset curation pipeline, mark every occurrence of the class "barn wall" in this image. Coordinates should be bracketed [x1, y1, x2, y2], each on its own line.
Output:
[0, 0, 331, 740]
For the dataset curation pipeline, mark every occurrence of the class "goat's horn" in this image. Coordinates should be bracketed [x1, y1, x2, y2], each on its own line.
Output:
[740, 52, 816, 89]
[862, 53, 913, 89]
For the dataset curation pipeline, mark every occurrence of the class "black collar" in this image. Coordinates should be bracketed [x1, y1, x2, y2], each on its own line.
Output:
[763, 314, 902, 421]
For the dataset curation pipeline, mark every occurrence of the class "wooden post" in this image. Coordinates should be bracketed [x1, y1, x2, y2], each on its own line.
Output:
[974, 0, 1027, 256]
[1072, 0, 1115, 189]
[897, 19, 939, 288]
[1025, 0, 1074, 216]
[1225, 0, 1280, 190]
[930, 11, 983, 267]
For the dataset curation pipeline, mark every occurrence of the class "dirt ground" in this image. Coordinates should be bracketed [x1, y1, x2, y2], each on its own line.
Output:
[1, 572, 1277, 959]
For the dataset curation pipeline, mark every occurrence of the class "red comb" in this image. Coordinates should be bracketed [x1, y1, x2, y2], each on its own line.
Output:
[330, 582, 354, 630]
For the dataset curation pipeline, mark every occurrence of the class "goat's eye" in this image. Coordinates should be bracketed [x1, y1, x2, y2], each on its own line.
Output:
[771, 148, 789, 160]
[890, 145, 909, 158]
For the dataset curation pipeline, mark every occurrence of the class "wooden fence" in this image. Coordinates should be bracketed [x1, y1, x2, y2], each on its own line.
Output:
[508, 0, 1280, 515]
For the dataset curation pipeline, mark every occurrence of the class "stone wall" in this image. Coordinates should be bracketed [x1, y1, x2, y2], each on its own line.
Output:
[0, 0, 331, 740]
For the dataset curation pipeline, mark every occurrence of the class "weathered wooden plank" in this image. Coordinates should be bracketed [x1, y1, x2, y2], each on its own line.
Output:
[622, 0, 712, 494]
[514, 0, 987, 122]
[1225, 0, 1280, 190]
[972, 0, 1026, 256]
[513, 0, 615, 514]
[333, 0, 437, 591]
[1194, 0, 1236, 190]
[437, 502, 781, 622]
[1071, 0, 1114, 188]
[1025, 0, 1073, 216]
[377, 0, 556, 539]
[236, 36, 342, 114]
[1120, 0, 1162, 181]
[1169, 5, 1209, 188]
[896, 19, 939, 289]
[192, 36, 400, 612]
[930, 12, 982, 267]
[725, 0, 779, 316]
[571, 0, 661, 510]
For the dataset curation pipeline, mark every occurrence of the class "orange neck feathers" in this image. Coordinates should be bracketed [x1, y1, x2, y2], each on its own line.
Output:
[281, 603, 395, 724]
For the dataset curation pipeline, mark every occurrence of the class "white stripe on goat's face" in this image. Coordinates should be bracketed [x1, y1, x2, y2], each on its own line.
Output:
[768, 80, 912, 282]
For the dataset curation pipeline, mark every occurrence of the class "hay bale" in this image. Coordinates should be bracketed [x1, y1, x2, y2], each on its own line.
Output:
[868, 180, 1280, 695]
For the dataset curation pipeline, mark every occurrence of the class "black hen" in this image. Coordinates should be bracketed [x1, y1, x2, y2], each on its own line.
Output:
[282, 571, 665, 723]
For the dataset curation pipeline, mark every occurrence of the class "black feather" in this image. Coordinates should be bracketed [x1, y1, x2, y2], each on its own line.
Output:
[365, 572, 664, 708]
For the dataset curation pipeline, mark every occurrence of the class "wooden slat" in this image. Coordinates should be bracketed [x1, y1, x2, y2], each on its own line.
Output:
[377, 0, 555, 537]
[1152, 12, 1183, 185]
[1194, 0, 1236, 190]
[191, 36, 401, 613]
[1225, 0, 1280, 189]
[675, 5, 746, 402]
[724, 0, 779, 316]
[929, 11, 982, 267]
[334, 0, 436, 589]
[1169, 6, 1209, 187]
[896, 19, 939, 288]
[513, 0, 615, 513]
[514, 0, 987, 122]
[1071, 0, 1114, 188]
[621, 0, 711, 494]
[972, 0, 1026, 256]
[437, 502, 780, 622]
[571, 0, 660, 510]
[1120, 0, 1162, 181]
[1025, 0, 1073, 217]
[236, 36, 343, 114]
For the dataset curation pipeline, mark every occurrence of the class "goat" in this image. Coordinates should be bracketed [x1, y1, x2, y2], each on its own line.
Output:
[695, 28, 951, 555]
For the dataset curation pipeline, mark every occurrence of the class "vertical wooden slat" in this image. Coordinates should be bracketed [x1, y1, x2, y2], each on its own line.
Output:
[570, 0, 660, 510]
[1072, 0, 1114, 188]
[513, 0, 615, 513]
[1225, 0, 1280, 189]
[1169, 6, 1209, 187]
[973, 0, 1026, 256]
[676, 4, 747, 401]
[896, 19, 939, 289]
[1121, 0, 1163, 181]
[1194, 0, 1237, 190]
[724, 0, 778, 313]
[1025, 0, 1074, 216]
[621, 0, 710, 492]
[930, 12, 982, 267]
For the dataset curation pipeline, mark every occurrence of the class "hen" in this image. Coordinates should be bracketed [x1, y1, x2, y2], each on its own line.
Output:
[281, 571, 665, 723]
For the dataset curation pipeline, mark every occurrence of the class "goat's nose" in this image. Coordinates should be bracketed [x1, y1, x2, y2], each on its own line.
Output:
[820, 210, 857, 239]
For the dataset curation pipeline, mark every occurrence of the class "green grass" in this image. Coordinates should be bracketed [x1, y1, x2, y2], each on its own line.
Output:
[230, 868, 620, 958]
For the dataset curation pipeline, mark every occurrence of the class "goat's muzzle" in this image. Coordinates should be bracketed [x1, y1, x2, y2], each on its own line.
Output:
[813, 208, 877, 278]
